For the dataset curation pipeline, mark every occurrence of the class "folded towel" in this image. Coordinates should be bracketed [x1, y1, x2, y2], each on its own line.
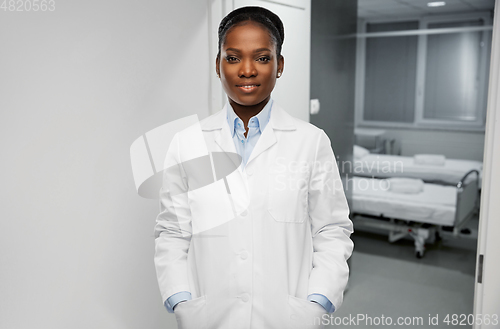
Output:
[354, 145, 370, 160]
[385, 177, 424, 194]
[414, 154, 446, 166]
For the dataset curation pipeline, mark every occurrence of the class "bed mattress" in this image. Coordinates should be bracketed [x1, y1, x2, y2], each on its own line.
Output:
[351, 177, 457, 226]
[353, 154, 482, 188]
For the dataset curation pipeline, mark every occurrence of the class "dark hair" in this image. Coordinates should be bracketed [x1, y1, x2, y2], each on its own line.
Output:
[217, 6, 285, 59]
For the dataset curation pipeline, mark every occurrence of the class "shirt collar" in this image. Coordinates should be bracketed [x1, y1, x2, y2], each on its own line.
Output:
[226, 98, 273, 138]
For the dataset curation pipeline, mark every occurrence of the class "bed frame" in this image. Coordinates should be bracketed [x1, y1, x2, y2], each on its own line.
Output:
[353, 152, 483, 189]
[351, 170, 480, 258]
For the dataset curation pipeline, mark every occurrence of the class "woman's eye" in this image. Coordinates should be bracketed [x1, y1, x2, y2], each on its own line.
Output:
[226, 56, 238, 62]
[258, 56, 271, 62]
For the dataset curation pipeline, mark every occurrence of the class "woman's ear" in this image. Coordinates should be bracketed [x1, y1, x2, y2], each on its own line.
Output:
[277, 55, 284, 78]
[215, 56, 220, 78]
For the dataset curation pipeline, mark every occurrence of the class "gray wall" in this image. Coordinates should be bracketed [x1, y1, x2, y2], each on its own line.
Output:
[0, 1, 211, 328]
[310, 0, 358, 200]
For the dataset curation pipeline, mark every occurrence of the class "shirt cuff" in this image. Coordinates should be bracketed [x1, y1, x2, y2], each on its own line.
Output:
[307, 293, 335, 313]
[164, 291, 192, 313]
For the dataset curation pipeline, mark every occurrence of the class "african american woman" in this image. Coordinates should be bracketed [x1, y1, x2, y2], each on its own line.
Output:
[154, 6, 353, 329]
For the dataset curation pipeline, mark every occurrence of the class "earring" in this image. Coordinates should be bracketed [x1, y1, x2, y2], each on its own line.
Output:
[277, 72, 281, 77]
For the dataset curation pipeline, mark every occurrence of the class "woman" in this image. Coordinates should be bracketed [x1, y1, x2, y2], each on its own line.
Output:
[154, 6, 353, 329]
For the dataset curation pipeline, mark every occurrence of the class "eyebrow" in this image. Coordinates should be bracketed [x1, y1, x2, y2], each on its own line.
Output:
[225, 47, 272, 53]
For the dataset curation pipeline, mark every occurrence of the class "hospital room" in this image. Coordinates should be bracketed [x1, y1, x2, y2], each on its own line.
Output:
[1, 0, 499, 328]
[331, 0, 495, 326]
[303, 0, 498, 327]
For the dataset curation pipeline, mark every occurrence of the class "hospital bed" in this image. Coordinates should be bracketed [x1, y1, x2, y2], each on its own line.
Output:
[353, 145, 483, 188]
[350, 169, 480, 258]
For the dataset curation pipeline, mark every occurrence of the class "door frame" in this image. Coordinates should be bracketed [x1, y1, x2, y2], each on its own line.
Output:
[473, 0, 500, 326]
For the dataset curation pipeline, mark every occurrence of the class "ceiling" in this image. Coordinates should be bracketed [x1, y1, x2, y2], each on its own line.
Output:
[358, 0, 495, 18]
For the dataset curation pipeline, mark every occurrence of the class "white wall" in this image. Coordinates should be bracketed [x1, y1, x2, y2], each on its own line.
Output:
[0, 1, 211, 328]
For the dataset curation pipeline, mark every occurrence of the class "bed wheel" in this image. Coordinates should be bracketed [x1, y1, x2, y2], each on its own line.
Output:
[415, 251, 424, 259]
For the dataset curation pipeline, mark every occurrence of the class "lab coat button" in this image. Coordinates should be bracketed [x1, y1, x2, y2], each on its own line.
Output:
[240, 293, 250, 302]
[241, 210, 248, 217]
[240, 251, 248, 260]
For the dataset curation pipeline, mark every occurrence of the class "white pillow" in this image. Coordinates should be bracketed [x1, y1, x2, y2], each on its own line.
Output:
[413, 154, 446, 166]
[385, 178, 424, 194]
[353, 145, 370, 160]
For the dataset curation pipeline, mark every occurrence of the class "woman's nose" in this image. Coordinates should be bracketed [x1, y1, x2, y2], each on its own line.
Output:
[238, 59, 257, 77]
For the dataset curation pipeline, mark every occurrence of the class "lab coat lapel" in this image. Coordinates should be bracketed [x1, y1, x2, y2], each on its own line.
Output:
[246, 122, 276, 167]
[202, 103, 250, 221]
[212, 104, 242, 170]
[246, 101, 295, 167]
[205, 101, 296, 169]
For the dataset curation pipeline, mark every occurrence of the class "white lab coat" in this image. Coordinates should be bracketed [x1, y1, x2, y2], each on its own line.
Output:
[154, 101, 354, 329]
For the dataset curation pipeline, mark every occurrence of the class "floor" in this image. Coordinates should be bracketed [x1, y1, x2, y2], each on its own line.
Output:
[325, 216, 479, 328]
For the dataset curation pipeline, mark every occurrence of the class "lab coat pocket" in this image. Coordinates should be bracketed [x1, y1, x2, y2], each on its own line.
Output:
[268, 171, 309, 223]
[174, 295, 208, 329]
[288, 295, 326, 329]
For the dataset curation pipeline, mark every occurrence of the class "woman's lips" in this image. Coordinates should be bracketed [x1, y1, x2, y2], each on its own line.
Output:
[236, 84, 259, 93]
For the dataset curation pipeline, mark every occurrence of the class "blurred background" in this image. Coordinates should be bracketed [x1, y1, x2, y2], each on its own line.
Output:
[0, 0, 498, 328]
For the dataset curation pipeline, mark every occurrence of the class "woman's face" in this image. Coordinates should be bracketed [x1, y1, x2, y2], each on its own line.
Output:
[216, 21, 284, 107]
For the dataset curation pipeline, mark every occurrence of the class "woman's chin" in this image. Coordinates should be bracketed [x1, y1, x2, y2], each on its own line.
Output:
[229, 95, 267, 107]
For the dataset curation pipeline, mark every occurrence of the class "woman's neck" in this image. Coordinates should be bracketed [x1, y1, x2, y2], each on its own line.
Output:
[229, 97, 270, 128]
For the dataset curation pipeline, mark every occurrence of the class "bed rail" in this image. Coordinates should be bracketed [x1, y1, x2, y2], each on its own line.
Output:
[453, 169, 480, 235]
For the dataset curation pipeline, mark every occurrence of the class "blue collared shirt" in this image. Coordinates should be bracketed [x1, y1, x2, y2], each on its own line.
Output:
[226, 97, 273, 168]
[164, 97, 334, 314]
